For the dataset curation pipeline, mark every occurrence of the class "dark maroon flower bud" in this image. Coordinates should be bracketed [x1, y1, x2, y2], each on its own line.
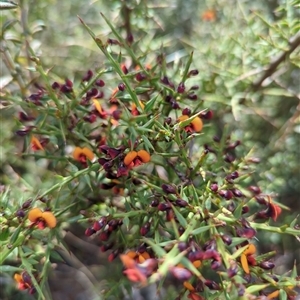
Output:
[182, 108, 191, 116]
[221, 234, 232, 245]
[231, 188, 244, 197]
[16, 209, 25, 218]
[112, 109, 122, 120]
[224, 153, 236, 163]
[86, 88, 99, 98]
[204, 144, 216, 153]
[240, 218, 251, 228]
[95, 79, 105, 87]
[82, 70, 93, 82]
[28, 287, 36, 295]
[108, 249, 119, 262]
[126, 33, 134, 44]
[51, 81, 61, 89]
[204, 280, 221, 290]
[227, 201, 235, 212]
[226, 140, 241, 150]
[175, 198, 188, 207]
[85, 227, 96, 237]
[189, 85, 199, 91]
[228, 171, 239, 180]
[140, 222, 151, 236]
[259, 261, 275, 270]
[203, 239, 216, 251]
[188, 69, 199, 76]
[100, 243, 114, 252]
[161, 76, 170, 85]
[170, 99, 180, 109]
[213, 136, 221, 142]
[93, 217, 107, 231]
[22, 199, 32, 209]
[247, 157, 260, 164]
[108, 219, 119, 232]
[103, 161, 114, 171]
[242, 206, 249, 214]
[219, 190, 233, 200]
[166, 209, 175, 221]
[255, 195, 267, 205]
[150, 199, 159, 207]
[236, 227, 256, 239]
[19, 112, 35, 122]
[249, 186, 261, 195]
[60, 84, 72, 93]
[177, 82, 185, 93]
[165, 95, 173, 102]
[136, 73, 146, 82]
[99, 231, 110, 241]
[170, 267, 192, 281]
[137, 243, 147, 253]
[188, 250, 201, 262]
[15, 126, 35, 136]
[65, 78, 73, 88]
[118, 83, 125, 91]
[100, 183, 115, 189]
[162, 184, 177, 194]
[237, 284, 245, 296]
[210, 183, 218, 192]
[178, 242, 188, 252]
[116, 164, 129, 177]
[200, 110, 213, 120]
[164, 117, 172, 125]
[227, 263, 238, 278]
[187, 93, 198, 100]
[83, 113, 97, 123]
[107, 38, 120, 45]
[178, 226, 185, 236]
[211, 260, 222, 270]
[98, 157, 111, 166]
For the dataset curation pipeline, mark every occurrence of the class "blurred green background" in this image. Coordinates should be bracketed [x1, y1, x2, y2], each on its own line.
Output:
[1, 0, 299, 299]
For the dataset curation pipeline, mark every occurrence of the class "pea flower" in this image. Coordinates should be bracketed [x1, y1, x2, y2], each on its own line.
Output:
[123, 150, 151, 168]
[73, 146, 94, 166]
[30, 136, 44, 151]
[177, 115, 203, 133]
[240, 243, 256, 274]
[14, 271, 36, 294]
[28, 207, 57, 229]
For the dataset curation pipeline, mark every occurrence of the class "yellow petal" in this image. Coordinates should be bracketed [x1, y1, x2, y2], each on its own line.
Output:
[81, 147, 94, 161]
[267, 290, 280, 299]
[137, 150, 151, 163]
[41, 211, 57, 228]
[244, 243, 256, 256]
[28, 208, 43, 222]
[124, 151, 138, 166]
[183, 281, 195, 292]
[14, 274, 22, 284]
[31, 136, 44, 150]
[191, 117, 203, 132]
[241, 253, 250, 274]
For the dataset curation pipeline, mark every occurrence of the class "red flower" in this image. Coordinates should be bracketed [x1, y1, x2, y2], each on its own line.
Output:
[28, 208, 56, 229]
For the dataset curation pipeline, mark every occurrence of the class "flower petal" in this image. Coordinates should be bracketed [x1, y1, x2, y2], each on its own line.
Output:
[81, 147, 94, 161]
[137, 150, 151, 163]
[31, 136, 44, 151]
[41, 211, 57, 228]
[28, 208, 43, 223]
[243, 243, 256, 256]
[241, 253, 250, 274]
[191, 117, 203, 132]
[124, 151, 138, 166]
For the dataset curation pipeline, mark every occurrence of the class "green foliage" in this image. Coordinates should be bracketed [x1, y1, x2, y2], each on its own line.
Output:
[1, 0, 299, 299]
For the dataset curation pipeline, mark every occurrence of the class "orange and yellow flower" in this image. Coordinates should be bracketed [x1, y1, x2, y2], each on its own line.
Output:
[73, 147, 94, 165]
[30, 136, 44, 151]
[28, 207, 56, 229]
[124, 150, 151, 167]
[240, 243, 256, 274]
[177, 115, 203, 133]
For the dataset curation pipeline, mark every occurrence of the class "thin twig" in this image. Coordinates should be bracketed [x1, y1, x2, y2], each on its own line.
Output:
[252, 31, 300, 90]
